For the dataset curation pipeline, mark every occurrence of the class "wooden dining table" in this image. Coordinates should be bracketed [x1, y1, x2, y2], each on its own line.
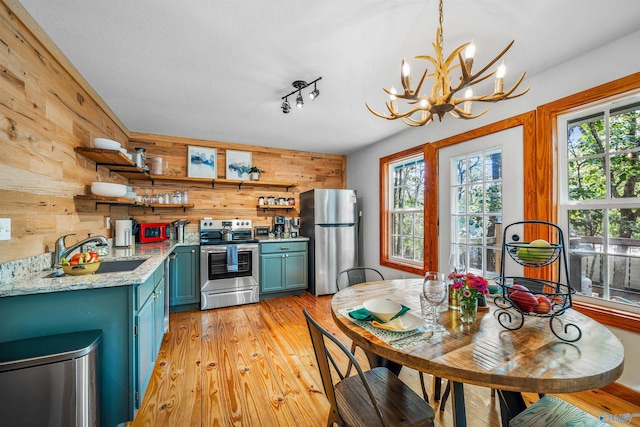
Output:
[331, 279, 625, 427]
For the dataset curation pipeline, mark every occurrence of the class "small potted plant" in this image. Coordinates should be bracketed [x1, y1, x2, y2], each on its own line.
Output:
[248, 166, 263, 181]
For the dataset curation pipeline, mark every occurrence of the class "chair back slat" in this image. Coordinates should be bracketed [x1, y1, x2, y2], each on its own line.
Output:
[337, 267, 384, 290]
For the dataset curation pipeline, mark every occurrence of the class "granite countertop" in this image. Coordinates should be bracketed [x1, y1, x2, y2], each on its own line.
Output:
[1, 235, 310, 298]
[0, 240, 199, 298]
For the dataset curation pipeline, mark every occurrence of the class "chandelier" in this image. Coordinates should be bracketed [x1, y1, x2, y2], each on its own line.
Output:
[366, 0, 529, 127]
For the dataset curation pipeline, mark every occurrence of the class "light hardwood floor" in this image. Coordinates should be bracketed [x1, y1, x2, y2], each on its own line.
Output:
[129, 293, 640, 427]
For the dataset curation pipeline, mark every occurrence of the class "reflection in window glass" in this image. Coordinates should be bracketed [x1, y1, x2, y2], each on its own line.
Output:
[450, 148, 503, 278]
[389, 156, 425, 265]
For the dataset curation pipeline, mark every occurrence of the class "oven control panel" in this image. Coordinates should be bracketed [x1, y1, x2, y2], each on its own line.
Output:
[200, 219, 253, 231]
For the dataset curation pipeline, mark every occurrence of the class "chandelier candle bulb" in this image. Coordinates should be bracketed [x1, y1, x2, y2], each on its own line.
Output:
[463, 88, 473, 114]
[495, 61, 506, 94]
[464, 40, 476, 71]
[389, 87, 398, 113]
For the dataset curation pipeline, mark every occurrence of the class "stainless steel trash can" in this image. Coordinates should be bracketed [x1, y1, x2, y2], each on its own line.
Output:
[0, 330, 102, 427]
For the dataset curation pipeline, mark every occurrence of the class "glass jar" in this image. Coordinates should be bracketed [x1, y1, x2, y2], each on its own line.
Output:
[278, 197, 286, 205]
[268, 196, 275, 205]
[181, 190, 189, 203]
[258, 196, 265, 205]
[288, 197, 295, 206]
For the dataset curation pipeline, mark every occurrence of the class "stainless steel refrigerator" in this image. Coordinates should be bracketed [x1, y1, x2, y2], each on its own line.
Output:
[301, 189, 358, 296]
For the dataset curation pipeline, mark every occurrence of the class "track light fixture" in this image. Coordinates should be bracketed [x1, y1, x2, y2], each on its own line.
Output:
[281, 77, 322, 114]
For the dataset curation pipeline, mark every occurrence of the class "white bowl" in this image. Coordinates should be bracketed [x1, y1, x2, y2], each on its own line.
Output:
[363, 299, 402, 322]
[93, 138, 121, 150]
[91, 182, 127, 197]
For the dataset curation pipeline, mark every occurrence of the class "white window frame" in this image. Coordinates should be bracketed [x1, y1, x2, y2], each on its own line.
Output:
[558, 92, 640, 307]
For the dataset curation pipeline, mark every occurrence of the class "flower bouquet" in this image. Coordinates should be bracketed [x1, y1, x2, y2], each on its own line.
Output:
[448, 272, 490, 323]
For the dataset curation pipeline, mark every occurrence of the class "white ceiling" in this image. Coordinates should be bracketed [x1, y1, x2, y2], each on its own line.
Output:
[17, 0, 640, 154]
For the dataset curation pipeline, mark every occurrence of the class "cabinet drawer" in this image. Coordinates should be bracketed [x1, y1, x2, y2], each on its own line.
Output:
[136, 274, 156, 310]
[260, 241, 307, 254]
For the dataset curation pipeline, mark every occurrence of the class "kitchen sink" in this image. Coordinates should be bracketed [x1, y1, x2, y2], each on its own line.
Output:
[44, 259, 148, 278]
[96, 259, 147, 273]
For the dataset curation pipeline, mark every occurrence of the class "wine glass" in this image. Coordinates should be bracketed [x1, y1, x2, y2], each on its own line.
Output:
[423, 271, 447, 333]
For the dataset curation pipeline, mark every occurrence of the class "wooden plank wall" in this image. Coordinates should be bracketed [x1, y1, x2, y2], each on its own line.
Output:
[126, 133, 345, 234]
[0, 0, 129, 263]
[0, 1, 345, 264]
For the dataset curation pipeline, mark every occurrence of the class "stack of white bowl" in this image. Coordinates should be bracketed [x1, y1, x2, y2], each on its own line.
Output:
[91, 182, 127, 198]
[93, 138, 132, 161]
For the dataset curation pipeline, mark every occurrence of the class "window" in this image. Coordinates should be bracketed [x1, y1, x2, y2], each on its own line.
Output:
[558, 95, 640, 307]
[449, 147, 503, 279]
[380, 148, 425, 274]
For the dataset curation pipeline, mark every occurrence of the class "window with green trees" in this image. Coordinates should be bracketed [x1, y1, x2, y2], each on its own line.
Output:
[559, 95, 640, 307]
[389, 156, 424, 266]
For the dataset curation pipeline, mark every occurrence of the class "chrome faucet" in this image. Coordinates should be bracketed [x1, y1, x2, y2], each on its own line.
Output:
[54, 233, 109, 267]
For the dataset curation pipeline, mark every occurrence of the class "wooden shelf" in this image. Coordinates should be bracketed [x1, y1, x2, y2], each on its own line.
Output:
[74, 195, 194, 211]
[133, 175, 297, 190]
[257, 205, 297, 212]
[215, 178, 297, 190]
[75, 147, 149, 179]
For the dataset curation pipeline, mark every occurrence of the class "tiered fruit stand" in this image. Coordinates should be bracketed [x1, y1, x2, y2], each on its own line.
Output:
[494, 220, 582, 342]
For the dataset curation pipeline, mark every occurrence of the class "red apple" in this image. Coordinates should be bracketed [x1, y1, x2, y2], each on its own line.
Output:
[510, 289, 539, 313]
[507, 284, 530, 297]
[534, 294, 552, 314]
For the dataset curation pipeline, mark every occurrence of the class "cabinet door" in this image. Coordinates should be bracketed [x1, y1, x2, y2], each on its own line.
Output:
[284, 251, 308, 290]
[135, 296, 154, 409]
[170, 246, 200, 306]
[260, 253, 285, 293]
[153, 279, 165, 355]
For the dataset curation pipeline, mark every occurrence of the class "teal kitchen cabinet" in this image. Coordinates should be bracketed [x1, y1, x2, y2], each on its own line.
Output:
[0, 262, 167, 427]
[135, 264, 166, 408]
[169, 245, 200, 310]
[260, 241, 308, 295]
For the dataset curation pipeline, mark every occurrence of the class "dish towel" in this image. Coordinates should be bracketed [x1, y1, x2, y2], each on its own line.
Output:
[226, 246, 238, 272]
[348, 303, 410, 323]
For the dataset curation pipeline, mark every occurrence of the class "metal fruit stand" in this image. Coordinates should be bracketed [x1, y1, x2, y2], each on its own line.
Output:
[494, 220, 582, 342]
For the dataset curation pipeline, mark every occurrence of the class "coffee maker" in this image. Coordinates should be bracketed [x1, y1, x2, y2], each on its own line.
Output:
[290, 217, 300, 237]
[274, 216, 285, 238]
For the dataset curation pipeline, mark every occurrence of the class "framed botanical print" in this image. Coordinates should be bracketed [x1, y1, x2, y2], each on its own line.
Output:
[187, 146, 217, 179]
[225, 150, 252, 180]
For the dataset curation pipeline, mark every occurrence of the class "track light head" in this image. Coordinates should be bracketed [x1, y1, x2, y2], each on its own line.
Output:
[282, 99, 290, 114]
[309, 83, 320, 100]
[296, 91, 304, 108]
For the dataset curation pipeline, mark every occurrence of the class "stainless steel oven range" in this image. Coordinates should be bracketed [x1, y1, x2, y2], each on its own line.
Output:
[199, 219, 259, 310]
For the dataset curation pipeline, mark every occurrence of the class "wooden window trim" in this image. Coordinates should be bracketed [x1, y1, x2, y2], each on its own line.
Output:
[426, 112, 538, 277]
[379, 145, 428, 275]
[537, 71, 640, 334]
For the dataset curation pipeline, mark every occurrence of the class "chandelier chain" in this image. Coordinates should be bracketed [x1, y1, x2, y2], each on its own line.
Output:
[438, 0, 443, 48]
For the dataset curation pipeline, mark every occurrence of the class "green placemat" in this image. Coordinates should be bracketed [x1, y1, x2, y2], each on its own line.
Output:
[339, 306, 439, 350]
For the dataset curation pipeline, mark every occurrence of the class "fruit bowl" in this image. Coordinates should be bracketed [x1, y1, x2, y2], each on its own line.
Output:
[62, 262, 101, 276]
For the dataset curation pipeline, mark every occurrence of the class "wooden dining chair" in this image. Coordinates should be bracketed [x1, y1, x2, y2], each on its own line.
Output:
[303, 309, 435, 427]
[336, 267, 441, 403]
